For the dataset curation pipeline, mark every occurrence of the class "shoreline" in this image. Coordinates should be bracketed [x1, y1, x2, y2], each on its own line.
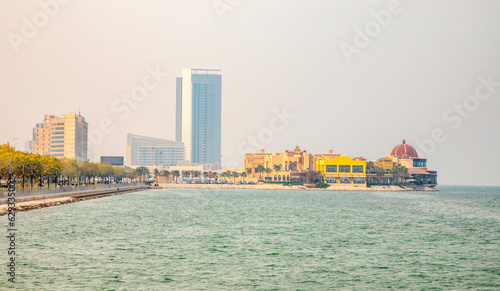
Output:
[0, 186, 150, 215]
[159, 183, 438, 191]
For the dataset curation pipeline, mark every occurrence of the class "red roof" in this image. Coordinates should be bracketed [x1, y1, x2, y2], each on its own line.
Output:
[391, 139, 418, 158]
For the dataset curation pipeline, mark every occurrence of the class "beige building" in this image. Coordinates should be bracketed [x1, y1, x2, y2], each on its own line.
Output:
[31, 113, 88, 163]
[245, 146, 318, 182]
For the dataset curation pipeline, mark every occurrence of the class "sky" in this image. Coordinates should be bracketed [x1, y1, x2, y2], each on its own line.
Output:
[1, 0, 499, 186]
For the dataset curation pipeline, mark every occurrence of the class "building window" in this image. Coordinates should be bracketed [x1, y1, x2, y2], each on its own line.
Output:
[340, 177, 350, 183]
[327, 177, 337, 183]
[413, 159, 427, 168]
[339, 165, 350, 173]
[352, 165, 363, 173]
[353, 177, 364, 184]
[326, 165, 337, 173]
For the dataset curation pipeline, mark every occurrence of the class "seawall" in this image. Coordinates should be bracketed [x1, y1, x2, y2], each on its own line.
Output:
[0, 186, 149, 215]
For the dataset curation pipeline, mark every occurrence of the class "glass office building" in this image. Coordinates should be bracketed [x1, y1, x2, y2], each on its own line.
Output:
[125, 134, 185, 167]
[176, 68, 222, 169]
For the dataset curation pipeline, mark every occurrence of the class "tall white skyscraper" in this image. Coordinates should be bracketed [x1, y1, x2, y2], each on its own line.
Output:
[176, 68, 222, 169]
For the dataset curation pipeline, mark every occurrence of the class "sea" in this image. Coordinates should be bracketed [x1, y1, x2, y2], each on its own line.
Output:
[1, 186, 499, 290]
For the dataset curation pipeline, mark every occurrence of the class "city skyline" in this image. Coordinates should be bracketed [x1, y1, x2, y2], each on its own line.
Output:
[1, 1, 500, 185]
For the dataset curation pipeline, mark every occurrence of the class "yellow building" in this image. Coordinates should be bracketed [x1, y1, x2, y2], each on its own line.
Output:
[31, 113, 88, 163]
[316, 156, 367, 186]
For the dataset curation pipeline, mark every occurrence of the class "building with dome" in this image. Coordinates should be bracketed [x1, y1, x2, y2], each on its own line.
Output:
[368, 139, 437, 187]
[242, 140, 436, 188]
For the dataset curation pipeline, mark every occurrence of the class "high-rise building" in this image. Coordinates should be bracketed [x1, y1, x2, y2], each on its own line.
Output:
[31, 113, 88, 162]
[176, 68, 222, 169]
[125, 134, 185, 167]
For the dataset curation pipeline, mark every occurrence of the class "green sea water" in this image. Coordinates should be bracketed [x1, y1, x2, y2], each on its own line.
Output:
[1, 186, 499, 290]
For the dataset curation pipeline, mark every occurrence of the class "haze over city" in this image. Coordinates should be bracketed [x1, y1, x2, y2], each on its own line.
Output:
[1, 0, 500, 186]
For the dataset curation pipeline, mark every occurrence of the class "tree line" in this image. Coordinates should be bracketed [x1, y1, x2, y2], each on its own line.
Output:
[0, 144, 142, 188]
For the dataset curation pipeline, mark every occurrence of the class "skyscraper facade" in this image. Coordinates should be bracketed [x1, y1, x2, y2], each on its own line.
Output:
[31, 113, 88, 163]
[176, 68, 222, 169]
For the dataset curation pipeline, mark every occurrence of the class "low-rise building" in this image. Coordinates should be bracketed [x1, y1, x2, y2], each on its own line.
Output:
[316, 156, 367, 186]
[245, 146, 316, 183]
[367, 139, 437, 187]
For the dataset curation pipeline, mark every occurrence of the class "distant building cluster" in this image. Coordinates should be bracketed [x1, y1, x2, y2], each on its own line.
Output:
[23, 68, 222, 174]
[125, 68, 222, 172]
[244, 140, 437, 188]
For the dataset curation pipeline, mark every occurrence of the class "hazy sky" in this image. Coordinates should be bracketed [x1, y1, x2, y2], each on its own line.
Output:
[1, 0, 499, 185]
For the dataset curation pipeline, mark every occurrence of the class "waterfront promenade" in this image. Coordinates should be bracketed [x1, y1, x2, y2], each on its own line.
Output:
[0, 184, 149, 215]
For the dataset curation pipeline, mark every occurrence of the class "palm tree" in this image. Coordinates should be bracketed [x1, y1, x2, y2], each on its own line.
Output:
[256, 165, 265, 181]
[366, 161, 374, 173]
[315, 173, 324, 183]
[172, 170, 180, 183]
[241, 172, 247, 182]
[414, 174, 422, 185]
[182, 171, 190, 181]
[273, 164, 281, 172]
[161, 170, 171, 182]
[154, 168, 159, 183]
[400, 166, 408, 185]
[135, 166, 150, 182]
[390, 166, 399, 184]
[232, 171, 239, 184]
[225, 171, 232, 183]
[202, 171, 208, 182]
[265, 167, 272, 180]
[376, 167, 385, 184]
